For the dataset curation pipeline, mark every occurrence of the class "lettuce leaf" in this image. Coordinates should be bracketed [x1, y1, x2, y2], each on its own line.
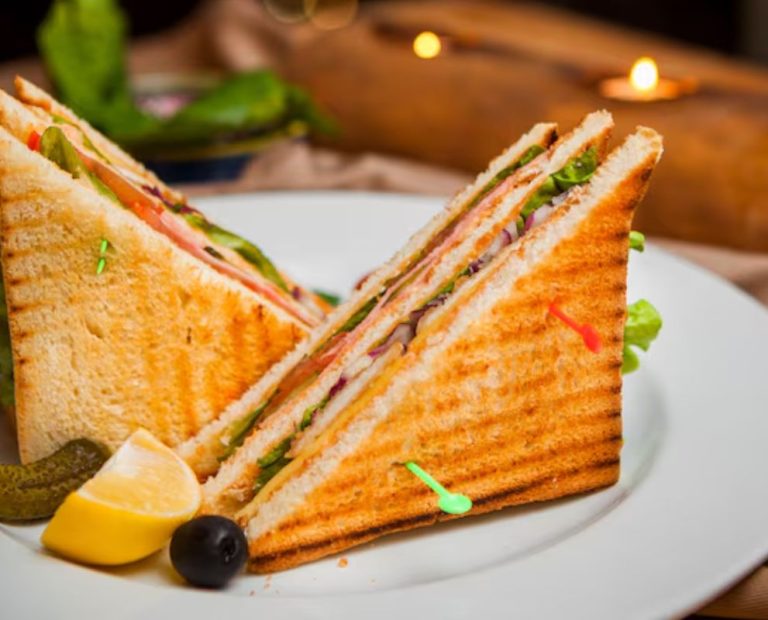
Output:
[313, 289, 341, 307]
[37, 1, 332, 148]
[39, 126, 121, 203]
[521, 147, 597, 219]
[253, 436, 293, 491]
[219, 398, 272, 461]
[335, 295, 379, 335]
[39, 125, 87, 176]
[622, 299, 663, 374]
[551, 147, 598, 190]
[629, 230, 645, 252]
[38, 0, 155, 137]
[182, 213, 288, 292]
[469, 144, 546, 209]
[252, 396, 329, 491]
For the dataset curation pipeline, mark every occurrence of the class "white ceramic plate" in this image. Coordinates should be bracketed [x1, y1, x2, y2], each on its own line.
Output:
[2, 191, 768, 620]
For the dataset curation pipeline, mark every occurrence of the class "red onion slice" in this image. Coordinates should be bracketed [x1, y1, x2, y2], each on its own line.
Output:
[328, 375, 348, 399]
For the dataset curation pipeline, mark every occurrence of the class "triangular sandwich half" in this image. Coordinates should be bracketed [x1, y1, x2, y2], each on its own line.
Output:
[0, 80, 328, 462]
[182, 110, 615, 519]
[178, 116, 604, 478]
[203, 124, 662, 572]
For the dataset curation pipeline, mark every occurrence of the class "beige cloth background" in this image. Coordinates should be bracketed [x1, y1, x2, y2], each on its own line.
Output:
[2, 0, 768, 616]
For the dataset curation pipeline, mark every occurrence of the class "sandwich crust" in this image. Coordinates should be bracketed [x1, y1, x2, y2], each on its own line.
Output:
[0, 127, 306, 462]
[199, 112, 612, 510]
[240, 128, 663, 572]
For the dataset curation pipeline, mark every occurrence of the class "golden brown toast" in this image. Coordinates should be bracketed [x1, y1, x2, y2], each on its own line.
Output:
[180, 121, 562, 479]
[237, 127, 662, 572]
[0, 126, 307, 463]
[197, 113, 611, 507]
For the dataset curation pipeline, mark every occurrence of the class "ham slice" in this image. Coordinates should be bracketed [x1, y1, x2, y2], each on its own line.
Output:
[353, 166, 534, 338]
[68, 142, 319, 327]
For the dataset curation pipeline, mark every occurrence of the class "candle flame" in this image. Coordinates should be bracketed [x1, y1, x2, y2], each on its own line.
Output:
[413, 31, 441, 59]
[629, 57, 659, 93]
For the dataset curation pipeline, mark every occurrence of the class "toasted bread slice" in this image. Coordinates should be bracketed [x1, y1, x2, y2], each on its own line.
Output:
[178, 120, 561, 477]
[14, 76, 177, 202]
[195, 111, 613, 511]
[1, 82, 328, 324]
[0, 125, 307, 463]
[233, 127, 663, 572]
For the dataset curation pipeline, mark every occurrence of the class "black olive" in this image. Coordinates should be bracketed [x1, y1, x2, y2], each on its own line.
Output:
[170, 516, 248, 588]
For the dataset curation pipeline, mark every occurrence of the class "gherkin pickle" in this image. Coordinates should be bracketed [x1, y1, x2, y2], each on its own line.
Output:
[0, 439, 110, 521]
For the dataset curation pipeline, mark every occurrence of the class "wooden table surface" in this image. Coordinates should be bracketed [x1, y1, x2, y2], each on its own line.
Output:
[281, 0, 768, 252]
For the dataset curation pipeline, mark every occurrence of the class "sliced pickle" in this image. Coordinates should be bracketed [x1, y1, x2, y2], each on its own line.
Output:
[0, 439, 110, 521]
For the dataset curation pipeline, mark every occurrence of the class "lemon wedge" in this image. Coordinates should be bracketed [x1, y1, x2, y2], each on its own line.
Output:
[41, 429, 201, 565]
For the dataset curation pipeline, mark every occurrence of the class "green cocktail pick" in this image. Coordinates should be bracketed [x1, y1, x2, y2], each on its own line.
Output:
[405, 461, 472, 515]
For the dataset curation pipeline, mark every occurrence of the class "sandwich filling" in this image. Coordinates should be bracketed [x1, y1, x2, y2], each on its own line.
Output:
[214, 142, 553, 461]
[224, 146, 601, 494]
[25, 121, 325, 326]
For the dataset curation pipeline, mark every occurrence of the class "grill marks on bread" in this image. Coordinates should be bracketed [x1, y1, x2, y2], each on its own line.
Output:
[239, 128, 662, 573]
[0, 127, 306, 462]
[250, 456, 620, 572]
[197, 117, 613, 495]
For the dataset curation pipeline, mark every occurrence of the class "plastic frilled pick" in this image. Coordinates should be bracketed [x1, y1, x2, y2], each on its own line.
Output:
[548, 302, 602, 353]
[405, 461, 472, 515]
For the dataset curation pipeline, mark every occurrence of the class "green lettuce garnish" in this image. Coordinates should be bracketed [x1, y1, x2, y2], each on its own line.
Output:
[253, 456, 291, 493]
[313, 289, 341, 307]
[37, 0, 332, 149]
[181, 213, 288, 292]
[50, 113, 112, 163]
[38, 0, 155, 138]
[219, 398, 272, 461]
[629, 231, 645, 252]
[39, 125, 87, 175]
[335, 295, 379, 336]
[517, 143, 547, 168]
[39, 126, 120, 203]
[253, 397, 328, 492]
[551, 147, 598, 190]
[258, 436, 293, 469]
[469, 144, 546, 208]
[300, 397, 330, 431]
[253, 437, 293, 492]
[521, 147, 597, 219]
[623, 299, 662, 374]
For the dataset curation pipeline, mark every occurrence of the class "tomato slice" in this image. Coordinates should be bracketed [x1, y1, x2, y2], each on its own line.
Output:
[27, 131, 40, 151]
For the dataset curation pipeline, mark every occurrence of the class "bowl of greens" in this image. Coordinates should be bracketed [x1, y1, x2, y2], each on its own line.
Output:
[127, 70, 329, 183]
[37, 0, 333, 183]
